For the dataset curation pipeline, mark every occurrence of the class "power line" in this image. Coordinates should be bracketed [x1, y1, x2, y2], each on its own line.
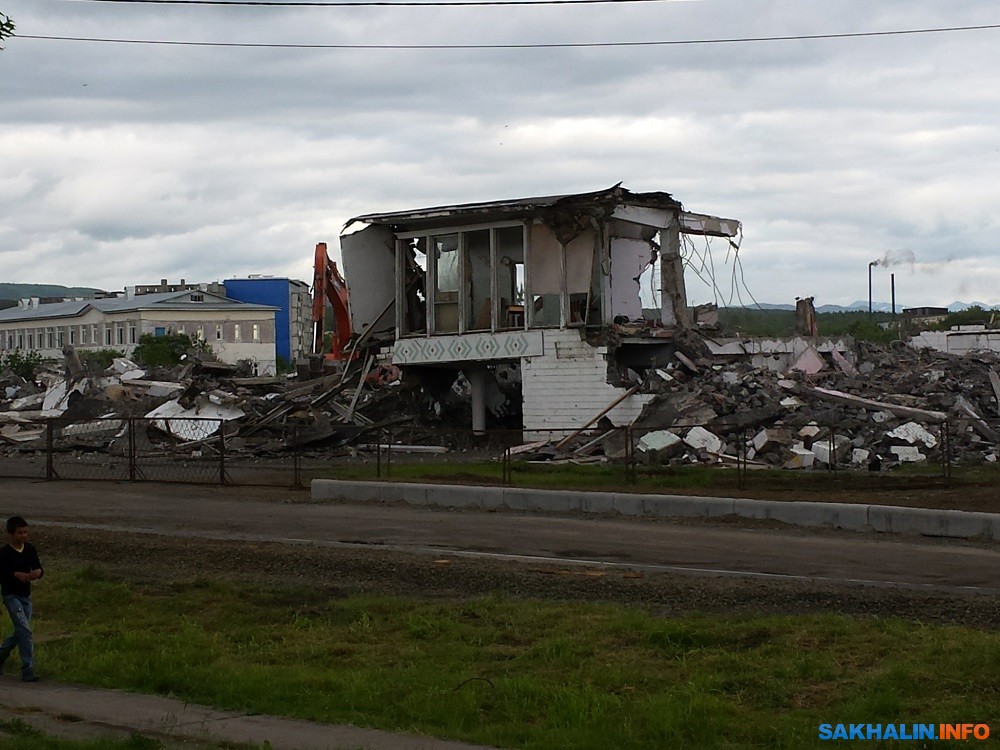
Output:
[17, 23, 1000, 49]
[79, 0, 685, 6]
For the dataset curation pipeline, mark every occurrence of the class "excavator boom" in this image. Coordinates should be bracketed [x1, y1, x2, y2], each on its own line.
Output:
[312, 242, 353, 361]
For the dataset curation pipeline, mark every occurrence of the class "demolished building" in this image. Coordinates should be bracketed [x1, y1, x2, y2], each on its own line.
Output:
[339, 185, 742, 436]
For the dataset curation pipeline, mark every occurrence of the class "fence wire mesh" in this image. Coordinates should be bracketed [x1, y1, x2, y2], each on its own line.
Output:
[0, 415, 958, 492]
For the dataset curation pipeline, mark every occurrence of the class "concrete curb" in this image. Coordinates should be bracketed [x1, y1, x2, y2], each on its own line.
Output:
[0, 678, 503, 750]
[311, 479, 1000, 541]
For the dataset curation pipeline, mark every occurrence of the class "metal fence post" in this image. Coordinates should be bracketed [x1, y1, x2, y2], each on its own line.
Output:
[45, 419, 54, 481]
[386, 426, 392, 478]
[128, 418, 137, 482]
[942, 418, 952, 486]
[293, 425, 303, 489]
[738, 428, 747, 492]
[219, 425, 227, 486]
[626, 426, 636, 487]
[828, 427, 835, 473]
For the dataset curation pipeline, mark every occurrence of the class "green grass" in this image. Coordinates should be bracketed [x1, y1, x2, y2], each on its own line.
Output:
[21, 567, 1000, 750]
[0, 721, 229, 750]
[314, 458, 969, 496]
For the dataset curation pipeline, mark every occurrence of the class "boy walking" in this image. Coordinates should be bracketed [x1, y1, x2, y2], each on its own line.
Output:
[0, 516, 43, 682]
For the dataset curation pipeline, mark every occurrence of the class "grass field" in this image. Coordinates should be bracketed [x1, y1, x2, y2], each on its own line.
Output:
[15, 566, 999, 750]
[316, 458, 979, 498]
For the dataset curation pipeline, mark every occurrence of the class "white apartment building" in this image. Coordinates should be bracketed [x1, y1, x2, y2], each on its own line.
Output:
[0, 289, 279, 375]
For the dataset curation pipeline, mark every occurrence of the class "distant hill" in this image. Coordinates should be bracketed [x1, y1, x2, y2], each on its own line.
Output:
[0, 283, 107, 305]
[727, 301, 998, 314]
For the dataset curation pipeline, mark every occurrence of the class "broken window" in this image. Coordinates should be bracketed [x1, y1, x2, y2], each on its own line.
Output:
[432, 234, 460, 334]
[466, 230, 491, 332]
[495, 227, 525, 330]
[400, 238, 428, 336]
[527, 224, 595, 328]
[609, 222, 659, 322]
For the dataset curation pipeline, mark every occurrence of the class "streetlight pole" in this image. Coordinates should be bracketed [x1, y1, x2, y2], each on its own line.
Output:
[868, 261, 878, 315]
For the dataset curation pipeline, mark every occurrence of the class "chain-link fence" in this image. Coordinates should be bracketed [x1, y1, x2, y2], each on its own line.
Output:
[0, 417, 307, 487]
[0, 416, 958, 492]
[355, 421, 955, 493]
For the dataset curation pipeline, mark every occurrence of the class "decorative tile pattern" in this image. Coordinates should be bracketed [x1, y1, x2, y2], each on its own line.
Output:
[392, 330, 544, 364]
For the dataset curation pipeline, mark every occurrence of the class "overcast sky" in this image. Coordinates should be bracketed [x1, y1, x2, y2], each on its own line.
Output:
[3, 0, 1000, 308]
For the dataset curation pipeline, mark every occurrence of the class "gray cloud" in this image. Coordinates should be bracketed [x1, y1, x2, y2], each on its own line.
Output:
[2, 0, 1000, 306]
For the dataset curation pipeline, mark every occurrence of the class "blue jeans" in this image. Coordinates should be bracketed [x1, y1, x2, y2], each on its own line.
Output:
[0, 595, 34, 673]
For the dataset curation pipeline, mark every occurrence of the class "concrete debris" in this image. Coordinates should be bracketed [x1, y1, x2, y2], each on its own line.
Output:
[789, 346, 825, 375]
[684, 426, 723, 455]
[887, 421, 938, 449]
[889, 446, 926, 462]
[526, 339, 1000, 471]
[783, 446, 816, 469]
[3, 333, 1000, 473]
[0, 343, 528, 458]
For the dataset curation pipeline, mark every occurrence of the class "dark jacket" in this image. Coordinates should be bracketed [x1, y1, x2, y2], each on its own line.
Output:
[0, 543, 43, 598]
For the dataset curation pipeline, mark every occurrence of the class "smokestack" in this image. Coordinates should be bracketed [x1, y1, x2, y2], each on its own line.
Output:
[891, 273, 896, 319]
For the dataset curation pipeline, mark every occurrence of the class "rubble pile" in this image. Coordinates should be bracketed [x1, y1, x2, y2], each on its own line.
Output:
[4, 337, 1000, 471]
[530, 341, 1000, 470]
[0, 341, 529, 464]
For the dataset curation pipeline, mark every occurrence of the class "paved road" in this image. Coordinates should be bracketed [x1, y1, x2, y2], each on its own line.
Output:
[7, 478, 1000, 593]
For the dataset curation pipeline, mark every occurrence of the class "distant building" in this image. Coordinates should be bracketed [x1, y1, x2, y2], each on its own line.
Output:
[903, 306, 949, 325]
[223, 276, 311, 366]
[133, 278, 226, 297]
[0, 289, 279, 374]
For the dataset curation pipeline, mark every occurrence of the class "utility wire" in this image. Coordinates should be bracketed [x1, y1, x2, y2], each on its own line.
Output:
[17, 23, 1000, 49]
[78, 0, 689, 5]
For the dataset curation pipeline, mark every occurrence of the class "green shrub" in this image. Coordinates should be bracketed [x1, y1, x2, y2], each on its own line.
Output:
[78, 348, 126, 370]
[131, 333, 211, 368]
[1, 350, 43, 379]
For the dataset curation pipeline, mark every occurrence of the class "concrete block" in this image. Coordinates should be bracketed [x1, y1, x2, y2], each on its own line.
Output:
[638, 430, 682, 454]
[887, 421, 938, 448]
[399, 483, 433, 506]
[813, 435, 851, 465]
[767, 501, 868, 531]
[429, 484, 481, 509]
[889, 446, 926, 462]
[789, 346, 825, 374]
[783, 447, 815, 469]
[647, 495, 735, 519]
[851, 448, 871, 466]
[684, 426, 723, 454]
[731, 497, 773, 520]
[611, 493, 646, 516]
[501, 488, 534, 511]
[867, 505, 1000, 539]
[578, 493, 615, 514]
[750, 428, 792, 453]
[798, 424, 821, 439]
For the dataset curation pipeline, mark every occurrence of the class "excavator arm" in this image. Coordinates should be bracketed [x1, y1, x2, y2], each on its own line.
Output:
[312, 242, 353, 361]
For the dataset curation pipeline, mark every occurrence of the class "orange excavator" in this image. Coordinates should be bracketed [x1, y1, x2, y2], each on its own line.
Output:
[312, 242, 353, 361]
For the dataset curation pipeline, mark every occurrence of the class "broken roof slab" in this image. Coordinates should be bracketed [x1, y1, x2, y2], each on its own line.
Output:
[344, 185, 740, 238]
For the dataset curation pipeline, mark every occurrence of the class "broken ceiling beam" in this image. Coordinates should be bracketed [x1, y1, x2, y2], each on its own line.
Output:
[990, 368, 1000, 417]
[789, 385, 947, 423]
[953, 395, 997, 442]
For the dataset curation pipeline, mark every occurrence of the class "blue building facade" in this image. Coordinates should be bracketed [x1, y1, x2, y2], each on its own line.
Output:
[224, 277, 311, 365]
